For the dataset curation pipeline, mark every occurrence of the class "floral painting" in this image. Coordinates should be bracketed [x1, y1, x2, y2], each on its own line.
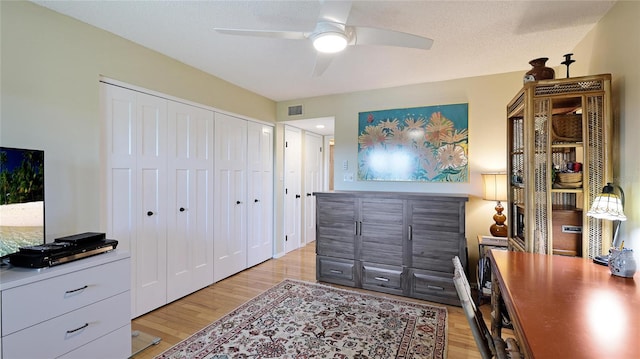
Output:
[358, 103, 469, 182]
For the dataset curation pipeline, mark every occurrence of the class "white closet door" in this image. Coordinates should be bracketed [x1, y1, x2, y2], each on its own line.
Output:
[101, 84, 137, 316]
[304, 132, 323, 245]
[135, 92, 168, 317]
[166, 102, 214, 302]
[247, 123, 274, 267]
[214, 113, 248, 281]
[283, 126, 302, 253]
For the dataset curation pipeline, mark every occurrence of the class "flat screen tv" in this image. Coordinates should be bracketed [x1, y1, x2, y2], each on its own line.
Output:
[0, 146, 45, 260]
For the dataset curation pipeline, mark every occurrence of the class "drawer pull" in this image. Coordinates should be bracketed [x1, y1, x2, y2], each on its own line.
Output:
[66, 323, 89, 334]
[427, 285, 445, 291]
[374, 277, 390, 282]
[65, 285, 88, 294]
[329, 269, 343, 274]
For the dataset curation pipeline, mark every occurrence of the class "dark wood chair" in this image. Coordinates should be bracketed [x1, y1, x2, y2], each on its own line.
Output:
[452, 256, 523, 359]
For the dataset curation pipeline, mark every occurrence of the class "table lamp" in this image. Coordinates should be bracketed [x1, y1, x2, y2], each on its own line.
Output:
[586, 182, 628, 267]
[482, 173, 508, 237]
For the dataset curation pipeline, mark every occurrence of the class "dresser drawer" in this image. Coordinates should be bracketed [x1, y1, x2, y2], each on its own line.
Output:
[1, 257, 129, 335]
[361, 263, 404, 295]
[58, 324, 131, 359]
[408, 268, 459, 306]
[2, 291, 130, 359]
[317, 256, 357, 287]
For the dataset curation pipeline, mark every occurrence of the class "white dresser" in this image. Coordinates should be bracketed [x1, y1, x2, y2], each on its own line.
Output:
[0, 251, 131, 359]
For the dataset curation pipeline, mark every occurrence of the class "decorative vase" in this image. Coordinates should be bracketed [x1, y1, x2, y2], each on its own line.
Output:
[608, 248, 637, 278]
[524, 57, 555, 83]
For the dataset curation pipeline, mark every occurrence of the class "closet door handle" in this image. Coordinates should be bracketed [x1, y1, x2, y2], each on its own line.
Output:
[147, 211, 154, 216]
[236, 201, 242, 205]
[179, 207, 185, 212]
[254, 199, 260, 203]
[306, 193, 312, 197]
[295, 194, 301, 198]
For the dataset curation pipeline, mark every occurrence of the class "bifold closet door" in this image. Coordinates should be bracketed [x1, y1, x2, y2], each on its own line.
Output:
[166, 101, 214, 302]
[247, 122, 274, 267]
[214, 113, 248, 282]
[102, 83, 168, 317]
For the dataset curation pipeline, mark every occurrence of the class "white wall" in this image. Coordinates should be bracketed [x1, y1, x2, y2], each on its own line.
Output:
[0, 2, 276, 239]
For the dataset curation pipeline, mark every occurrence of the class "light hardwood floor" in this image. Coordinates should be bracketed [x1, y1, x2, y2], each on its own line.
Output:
[131, 242, 486, 358]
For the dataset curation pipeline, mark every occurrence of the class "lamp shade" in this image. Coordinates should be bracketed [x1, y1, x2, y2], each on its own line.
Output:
[482, 173, 508, 202]
[586, 183, 627, 221]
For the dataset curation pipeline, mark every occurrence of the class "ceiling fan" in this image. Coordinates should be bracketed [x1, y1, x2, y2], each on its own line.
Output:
[214, 0, 433, 76]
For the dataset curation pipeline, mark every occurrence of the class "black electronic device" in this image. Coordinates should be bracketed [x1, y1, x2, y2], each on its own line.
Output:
[54, 232, 106, 245]
[10, 238, 118, 268]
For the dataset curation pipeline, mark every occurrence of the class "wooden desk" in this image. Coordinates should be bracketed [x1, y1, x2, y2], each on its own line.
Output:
[489, 250, 639, 359]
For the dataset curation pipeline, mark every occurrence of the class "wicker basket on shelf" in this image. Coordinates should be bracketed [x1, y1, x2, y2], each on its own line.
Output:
[555, 172, 582, 188]
[551, 114, 582, 142]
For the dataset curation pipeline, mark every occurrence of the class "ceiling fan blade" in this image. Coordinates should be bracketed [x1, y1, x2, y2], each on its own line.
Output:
[352, 26, 433, 50]
[312, 52, 335, 77]
[318, 0, 352, 24]
[214, 28, 307, 40]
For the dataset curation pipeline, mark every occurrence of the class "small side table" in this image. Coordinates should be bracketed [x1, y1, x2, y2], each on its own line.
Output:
[477, 235, 508, 304]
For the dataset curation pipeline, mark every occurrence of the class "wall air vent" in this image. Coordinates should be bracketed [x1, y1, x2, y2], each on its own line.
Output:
[288, 105, 303, 117]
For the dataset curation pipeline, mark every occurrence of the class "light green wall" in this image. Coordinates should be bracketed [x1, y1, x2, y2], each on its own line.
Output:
[0, 1, 276, 239]
[276, 69, 524, 265]
[571, 0, 640, 256]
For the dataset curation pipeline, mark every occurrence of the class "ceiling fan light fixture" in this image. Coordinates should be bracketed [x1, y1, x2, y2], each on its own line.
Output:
[312, 32, 348, 53]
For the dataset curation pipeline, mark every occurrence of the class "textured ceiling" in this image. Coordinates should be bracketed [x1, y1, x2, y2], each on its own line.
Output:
[33, 0, 616, 103]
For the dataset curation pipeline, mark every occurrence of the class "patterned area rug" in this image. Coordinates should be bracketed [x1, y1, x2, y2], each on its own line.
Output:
[156, 279, 447, 359]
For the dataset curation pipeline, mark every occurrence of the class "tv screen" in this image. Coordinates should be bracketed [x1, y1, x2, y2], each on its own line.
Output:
[0, 147, 45, 259]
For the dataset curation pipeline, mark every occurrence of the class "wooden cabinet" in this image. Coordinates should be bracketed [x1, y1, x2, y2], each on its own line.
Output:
[314, 191, 467, 305]
[0, 251, 131, 359]
[506, 74, 613, 258]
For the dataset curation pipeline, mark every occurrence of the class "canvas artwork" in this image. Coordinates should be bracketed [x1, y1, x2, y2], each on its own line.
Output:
[358, 103, 469, 182]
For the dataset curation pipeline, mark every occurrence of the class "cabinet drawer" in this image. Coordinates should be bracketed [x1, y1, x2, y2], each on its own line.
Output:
[361, 263, 404, 295]
[2, 291, 130, 359]
[58, 324, 131, 359]
[2, 258, 130, 335]
[408, 268, 459, 306]
[317, 256, 357, 287]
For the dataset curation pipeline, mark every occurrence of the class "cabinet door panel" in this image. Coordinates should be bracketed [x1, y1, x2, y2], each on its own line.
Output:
[316, 196, 356, 259]
[360, 198, 404, 265]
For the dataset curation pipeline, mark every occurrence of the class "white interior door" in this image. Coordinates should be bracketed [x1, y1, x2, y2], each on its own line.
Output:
[214, 113, 248, 281]
[247, 123, 274, 267]
[101, 83, 137, 317]
[166, 101, 214, 302]
[304, 132, 323, 244]
[284, 126, 302, 253]
[135, 92, 168, 317]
